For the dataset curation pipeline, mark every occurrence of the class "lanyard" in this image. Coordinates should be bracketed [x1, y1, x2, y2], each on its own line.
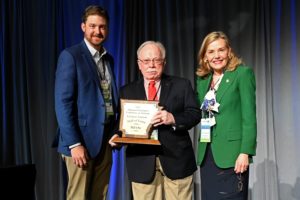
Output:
[97, 59, 106, 81]
[151, 83, 161, 101]
[210, 74, 223, 92]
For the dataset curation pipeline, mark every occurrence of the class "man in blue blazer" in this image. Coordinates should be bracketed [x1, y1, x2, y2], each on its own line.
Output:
[54, 5, 118, 200]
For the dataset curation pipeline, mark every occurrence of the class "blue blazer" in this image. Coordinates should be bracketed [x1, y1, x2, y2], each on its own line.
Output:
[54, 41, 118, 158]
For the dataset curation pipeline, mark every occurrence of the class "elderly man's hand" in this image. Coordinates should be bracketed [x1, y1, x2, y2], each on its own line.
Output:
[151, 110, 175, 127]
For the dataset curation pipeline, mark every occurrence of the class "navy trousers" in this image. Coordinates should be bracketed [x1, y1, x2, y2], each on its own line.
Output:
[200, 144, 249, 200]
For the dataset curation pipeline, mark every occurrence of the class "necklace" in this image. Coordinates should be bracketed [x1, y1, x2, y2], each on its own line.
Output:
[212, 75, 221, 82]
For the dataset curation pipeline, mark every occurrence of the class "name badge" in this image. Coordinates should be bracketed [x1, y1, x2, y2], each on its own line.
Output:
[150, 129, 158, 140]
[200, 118, 211, 143]
[100, 80, 109, 90]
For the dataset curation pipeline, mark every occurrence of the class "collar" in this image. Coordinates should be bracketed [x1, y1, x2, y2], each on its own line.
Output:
[84, 38, 107, 58]
[143, 79, 161, 88]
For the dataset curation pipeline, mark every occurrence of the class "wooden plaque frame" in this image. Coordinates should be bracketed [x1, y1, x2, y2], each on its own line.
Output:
[112, 99, 161, 145]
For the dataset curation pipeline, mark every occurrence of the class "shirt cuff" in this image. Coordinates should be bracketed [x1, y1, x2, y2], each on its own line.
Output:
[172, 124, 176, 131]
[69, 143, 81, 149]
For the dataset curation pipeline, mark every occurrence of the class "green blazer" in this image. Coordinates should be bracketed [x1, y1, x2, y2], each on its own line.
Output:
[196, 65, 257, 168]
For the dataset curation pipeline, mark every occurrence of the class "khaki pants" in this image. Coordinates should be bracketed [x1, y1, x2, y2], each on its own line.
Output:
[132, 158, 193, 200]
[62, 143, 112, 200]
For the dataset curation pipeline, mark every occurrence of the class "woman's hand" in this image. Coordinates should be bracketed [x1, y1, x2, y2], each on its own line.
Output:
[234, 153, 249, 173]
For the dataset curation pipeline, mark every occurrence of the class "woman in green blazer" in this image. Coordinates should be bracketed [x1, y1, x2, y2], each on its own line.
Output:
[196, 31, 257, 200]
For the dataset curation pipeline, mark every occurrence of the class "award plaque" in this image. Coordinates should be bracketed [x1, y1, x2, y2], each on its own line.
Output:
[112, 99, 161, 145]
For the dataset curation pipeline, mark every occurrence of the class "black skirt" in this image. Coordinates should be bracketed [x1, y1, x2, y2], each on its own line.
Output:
[200, 144, 249, 200]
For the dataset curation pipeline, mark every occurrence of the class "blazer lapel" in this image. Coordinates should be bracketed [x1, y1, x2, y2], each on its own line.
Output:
[137, 79, 148, 100]
[80, 42, 101, 88]
[103, 57, 119, 106]
[199, 75, 212, 103]
[159, 75, 172, 106]
[216, 70, 238, 102]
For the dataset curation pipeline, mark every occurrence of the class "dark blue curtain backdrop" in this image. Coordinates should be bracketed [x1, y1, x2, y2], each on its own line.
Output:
[1, 0, 300, 199]
[0, 0, 126, 199]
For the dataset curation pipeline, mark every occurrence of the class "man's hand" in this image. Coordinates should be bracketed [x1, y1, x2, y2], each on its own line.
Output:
[109, 134, 121, 148]
[70, 145, 89, 168]
[151, 110, 175, 127]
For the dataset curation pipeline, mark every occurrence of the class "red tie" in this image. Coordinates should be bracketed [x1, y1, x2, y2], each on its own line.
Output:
[148, 81, 157, 100]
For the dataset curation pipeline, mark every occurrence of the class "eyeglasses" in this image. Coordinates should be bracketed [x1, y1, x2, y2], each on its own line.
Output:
[138, 58, 165, 65]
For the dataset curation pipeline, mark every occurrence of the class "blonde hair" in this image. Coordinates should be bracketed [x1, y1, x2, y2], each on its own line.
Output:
[196, 31, 243, 77]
